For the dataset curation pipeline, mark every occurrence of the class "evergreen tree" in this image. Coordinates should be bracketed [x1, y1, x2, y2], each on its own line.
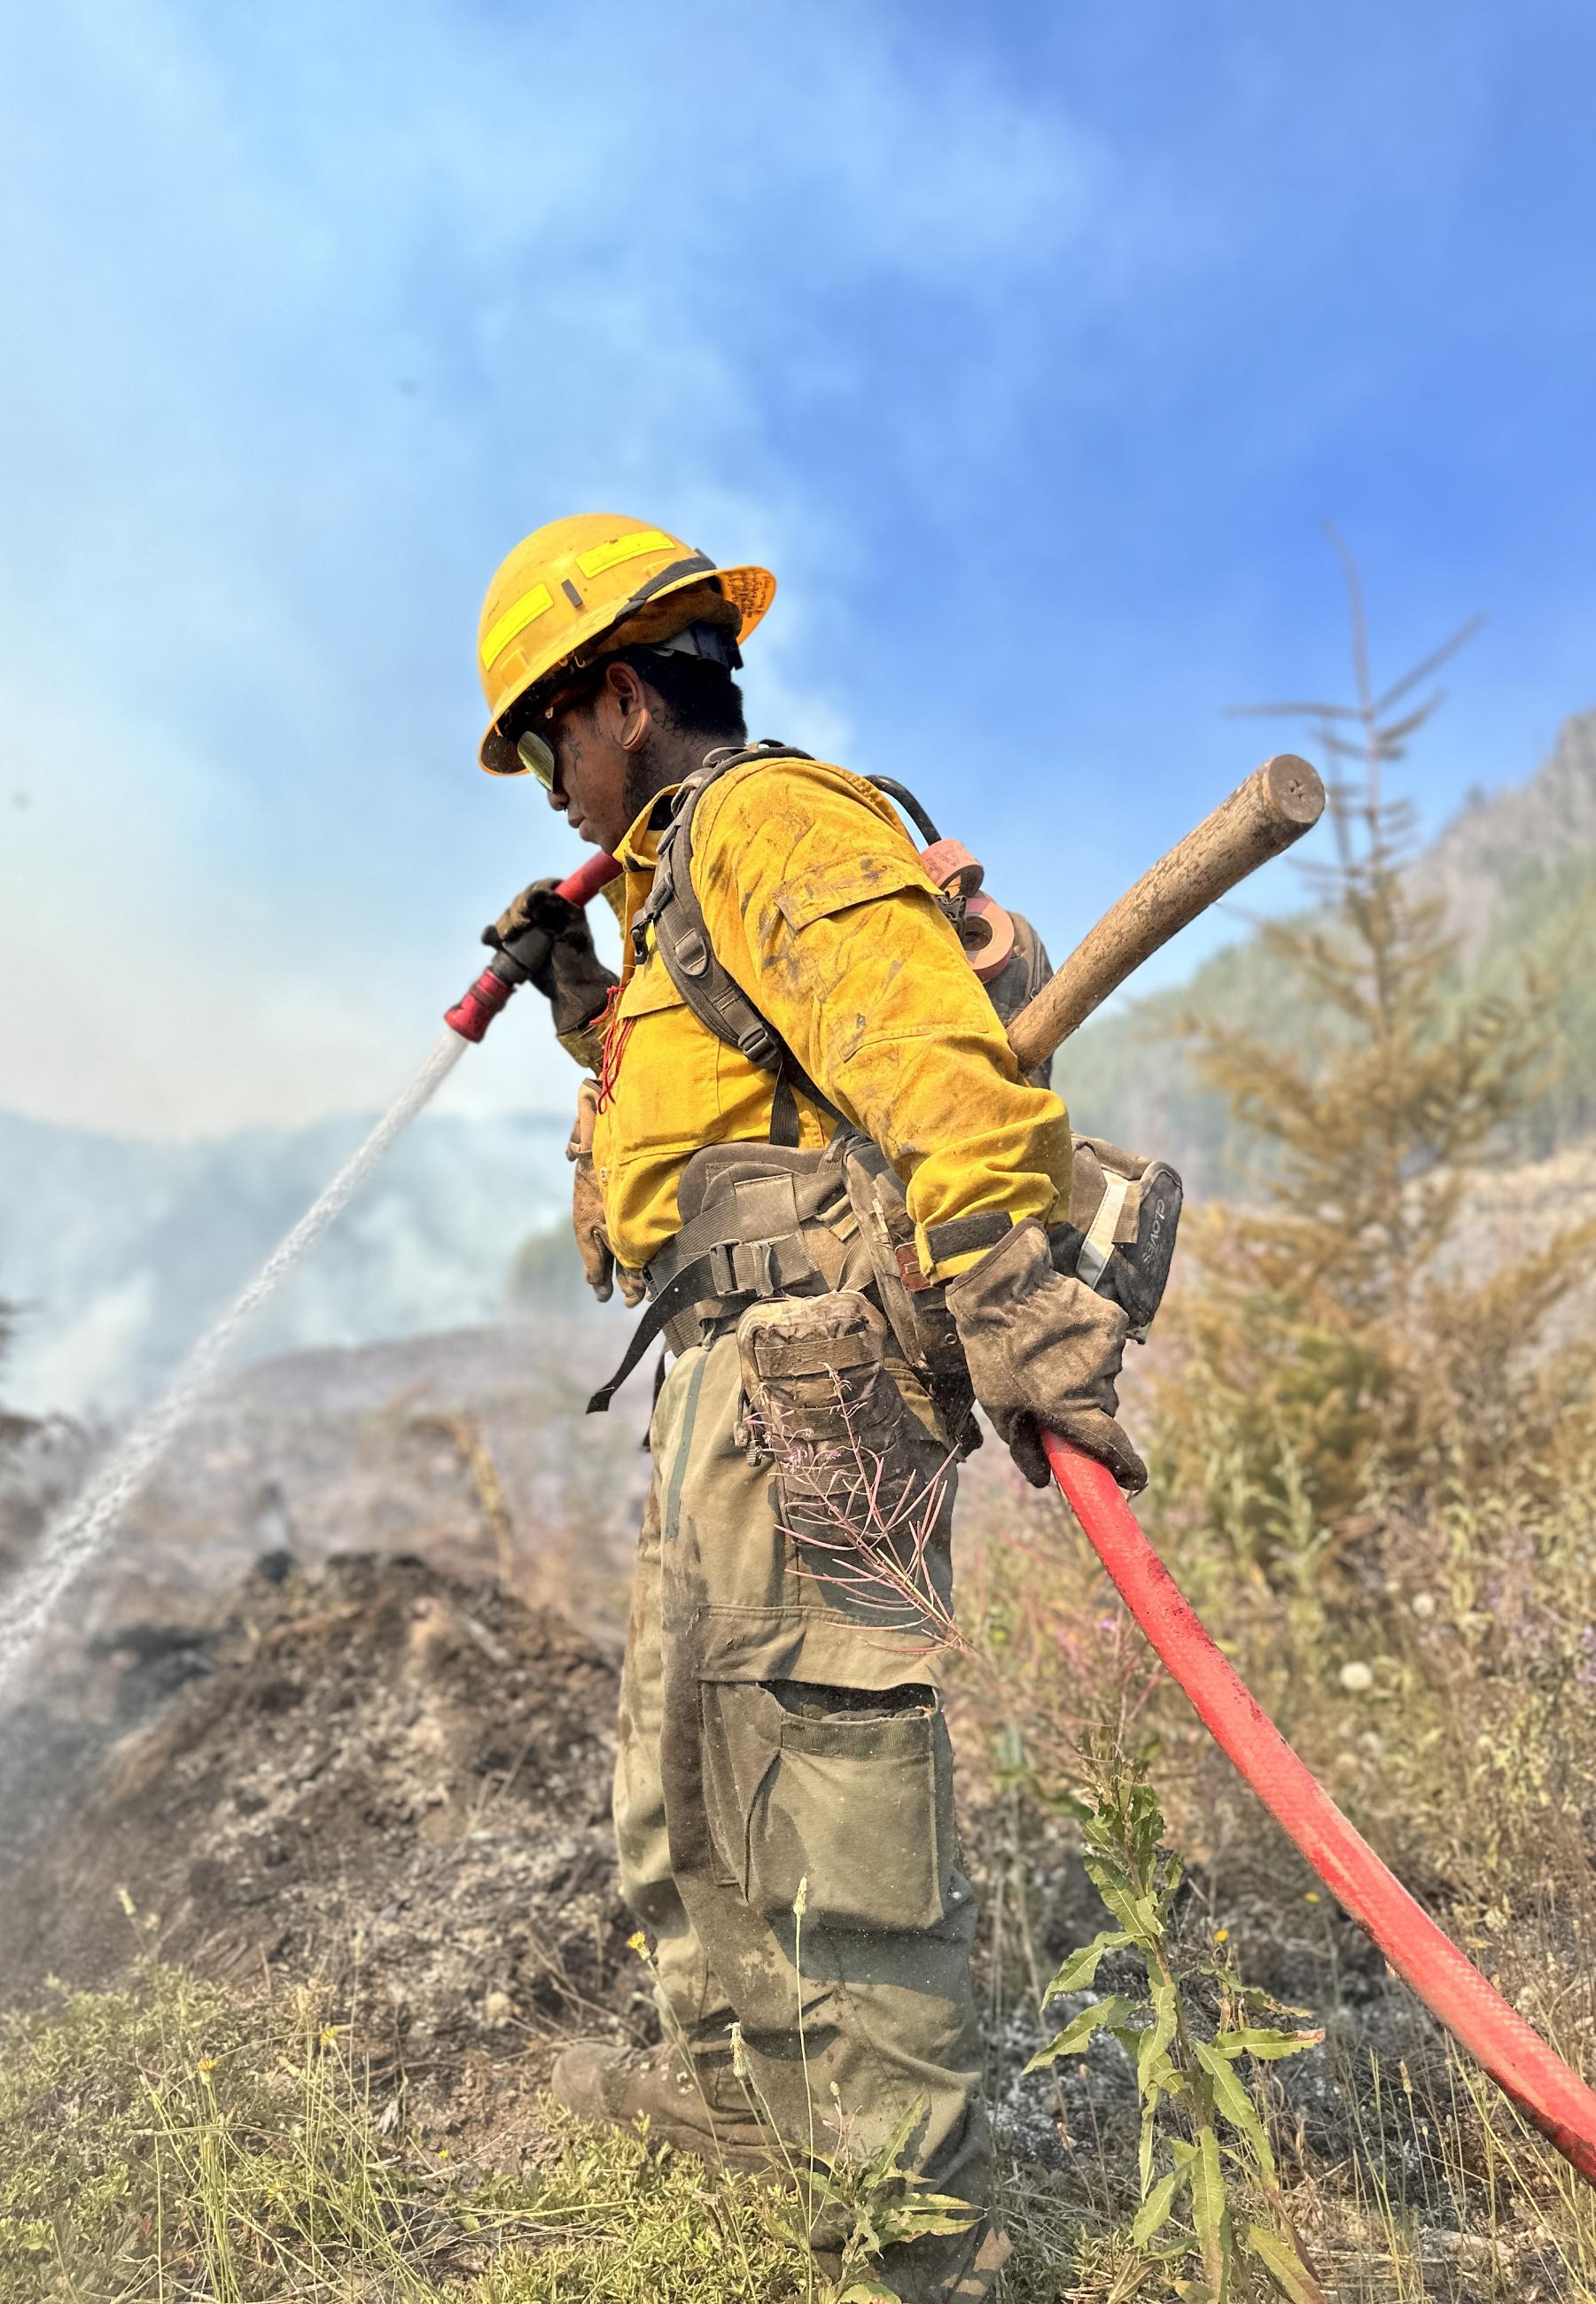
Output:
[1150, 533, 1596, 1540]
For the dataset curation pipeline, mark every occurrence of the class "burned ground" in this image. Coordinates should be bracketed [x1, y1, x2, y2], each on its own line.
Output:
[3, 1452, 1434, 2208]
[2, 1551, 642, 2162]
[0, 1327, 654, 2166]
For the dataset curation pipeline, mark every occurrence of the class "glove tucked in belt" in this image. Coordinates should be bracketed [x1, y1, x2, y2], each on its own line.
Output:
[567, 1078, 647, 1307]
[946, 1217, 1147, 1495]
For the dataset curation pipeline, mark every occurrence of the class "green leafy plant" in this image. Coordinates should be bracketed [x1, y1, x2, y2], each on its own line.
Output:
[1026, 1744, 1325, 2301]
[793, 2097, 984, 2303]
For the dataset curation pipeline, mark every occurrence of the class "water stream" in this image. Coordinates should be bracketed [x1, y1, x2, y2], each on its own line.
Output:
[0, 1029, 470, 1684]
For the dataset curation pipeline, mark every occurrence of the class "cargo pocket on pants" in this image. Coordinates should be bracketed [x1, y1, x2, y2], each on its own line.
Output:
[702, 1677, 955, 1935]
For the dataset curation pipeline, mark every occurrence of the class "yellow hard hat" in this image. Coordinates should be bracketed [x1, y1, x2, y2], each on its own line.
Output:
[476, 513, 776, 776]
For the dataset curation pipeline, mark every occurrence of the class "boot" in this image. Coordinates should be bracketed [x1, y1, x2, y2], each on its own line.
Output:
[549, 2038, 777, 2173]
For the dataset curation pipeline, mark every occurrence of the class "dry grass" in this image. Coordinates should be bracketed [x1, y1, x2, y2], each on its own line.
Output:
[945, 1418, 1596, 2300]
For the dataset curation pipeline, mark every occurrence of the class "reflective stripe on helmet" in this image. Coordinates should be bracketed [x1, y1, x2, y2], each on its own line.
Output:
[480, 581, 553, 670]
[576, 526, 678, 580]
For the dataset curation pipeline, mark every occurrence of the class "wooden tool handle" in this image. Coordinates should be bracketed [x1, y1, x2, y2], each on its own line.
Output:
[1006, 754, 1324, 1073]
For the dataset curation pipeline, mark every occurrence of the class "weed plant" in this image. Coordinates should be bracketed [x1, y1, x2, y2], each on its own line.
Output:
[1024, 1746, 1325, 2301]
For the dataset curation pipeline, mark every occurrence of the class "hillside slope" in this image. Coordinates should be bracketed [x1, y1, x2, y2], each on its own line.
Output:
[0, 1106, 575, 1417]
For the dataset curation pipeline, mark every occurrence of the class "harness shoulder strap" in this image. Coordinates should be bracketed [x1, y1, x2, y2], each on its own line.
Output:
[635, 742, 843, 1142]
[637, 741, 799, 1070]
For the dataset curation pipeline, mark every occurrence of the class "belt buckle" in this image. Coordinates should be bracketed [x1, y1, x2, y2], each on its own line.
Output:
[707, 1241, 737, 1297]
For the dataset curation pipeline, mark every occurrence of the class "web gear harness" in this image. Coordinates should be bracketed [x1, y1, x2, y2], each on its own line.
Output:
[587, 743, 1182, 1415]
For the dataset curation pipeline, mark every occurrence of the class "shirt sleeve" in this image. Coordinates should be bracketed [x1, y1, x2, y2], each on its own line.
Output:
[691, 760, 1072, 1277]
[557, 1019, 607, 1071]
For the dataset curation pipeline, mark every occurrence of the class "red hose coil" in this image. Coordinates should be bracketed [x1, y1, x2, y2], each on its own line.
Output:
[1043, 1432, 1596, 2185]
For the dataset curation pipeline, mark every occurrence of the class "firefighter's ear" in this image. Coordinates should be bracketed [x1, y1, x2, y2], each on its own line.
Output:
[598, 658, 652, 753]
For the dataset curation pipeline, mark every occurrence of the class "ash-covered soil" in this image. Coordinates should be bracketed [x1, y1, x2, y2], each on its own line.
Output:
[0, 1323, 658, 2158]
[2, 1551, 643, 2155]
[0, 1321, 650, 1860]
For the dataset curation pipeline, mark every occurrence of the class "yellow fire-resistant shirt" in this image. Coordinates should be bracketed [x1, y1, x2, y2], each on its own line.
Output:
[588, 755, 1072, 1280]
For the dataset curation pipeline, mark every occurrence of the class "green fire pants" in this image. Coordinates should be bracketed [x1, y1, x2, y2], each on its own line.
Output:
[612, 1312, 990, 2216]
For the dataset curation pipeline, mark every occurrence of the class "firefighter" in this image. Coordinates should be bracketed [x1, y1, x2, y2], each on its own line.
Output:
[474, 516, 1143, 2302]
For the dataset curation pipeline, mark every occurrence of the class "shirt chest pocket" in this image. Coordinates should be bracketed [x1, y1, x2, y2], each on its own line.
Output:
[601, 959, 727, 1156]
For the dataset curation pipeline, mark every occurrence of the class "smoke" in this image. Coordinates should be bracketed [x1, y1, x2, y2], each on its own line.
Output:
[17, 1273, 159, 1417]
[0, 1033, 474, 1682]
[0, 1097, 573, 1420]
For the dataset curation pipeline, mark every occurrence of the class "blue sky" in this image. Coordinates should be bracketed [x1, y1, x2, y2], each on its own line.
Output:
[3, 0, 1593, 1138]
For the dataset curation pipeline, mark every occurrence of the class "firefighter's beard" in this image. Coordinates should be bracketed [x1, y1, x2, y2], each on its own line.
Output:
[621, 736, 700, 828]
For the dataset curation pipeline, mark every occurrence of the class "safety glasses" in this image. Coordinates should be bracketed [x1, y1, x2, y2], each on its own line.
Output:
[502, 623, 738, 787]
[515, 727, 558, 789]
[508, 666, 603, 790]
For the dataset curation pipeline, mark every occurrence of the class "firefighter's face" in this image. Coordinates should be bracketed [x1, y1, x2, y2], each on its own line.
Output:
[541, 660, 651, 852]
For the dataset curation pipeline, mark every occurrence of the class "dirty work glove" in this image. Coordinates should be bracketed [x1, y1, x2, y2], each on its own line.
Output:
[483, 879, 617, 1039]
[566, 1079, 647, 1308]
[946, 1217, 1147, 1494]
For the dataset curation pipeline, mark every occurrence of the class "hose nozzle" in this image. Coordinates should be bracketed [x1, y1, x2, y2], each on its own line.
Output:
[444, 961, 519, 1043]
[445, 850, 621, 1044]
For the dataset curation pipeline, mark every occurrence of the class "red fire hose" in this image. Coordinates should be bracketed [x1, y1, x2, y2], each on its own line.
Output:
[1044, 1432, 1596, 2184]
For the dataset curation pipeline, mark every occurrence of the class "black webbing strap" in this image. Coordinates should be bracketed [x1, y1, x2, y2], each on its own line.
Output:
[587, 1255, 721, 1414]
[587, 1199, 825, 1413]
[767, 1051, 845, 1148]
[922, 1210, 1014, 1266]
[769, 1062, 799, 1148]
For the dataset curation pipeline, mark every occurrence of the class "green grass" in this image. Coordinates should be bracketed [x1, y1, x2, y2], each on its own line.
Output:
[0, 1960, 819, 2301]
[0, 1955, 1101, 2301]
